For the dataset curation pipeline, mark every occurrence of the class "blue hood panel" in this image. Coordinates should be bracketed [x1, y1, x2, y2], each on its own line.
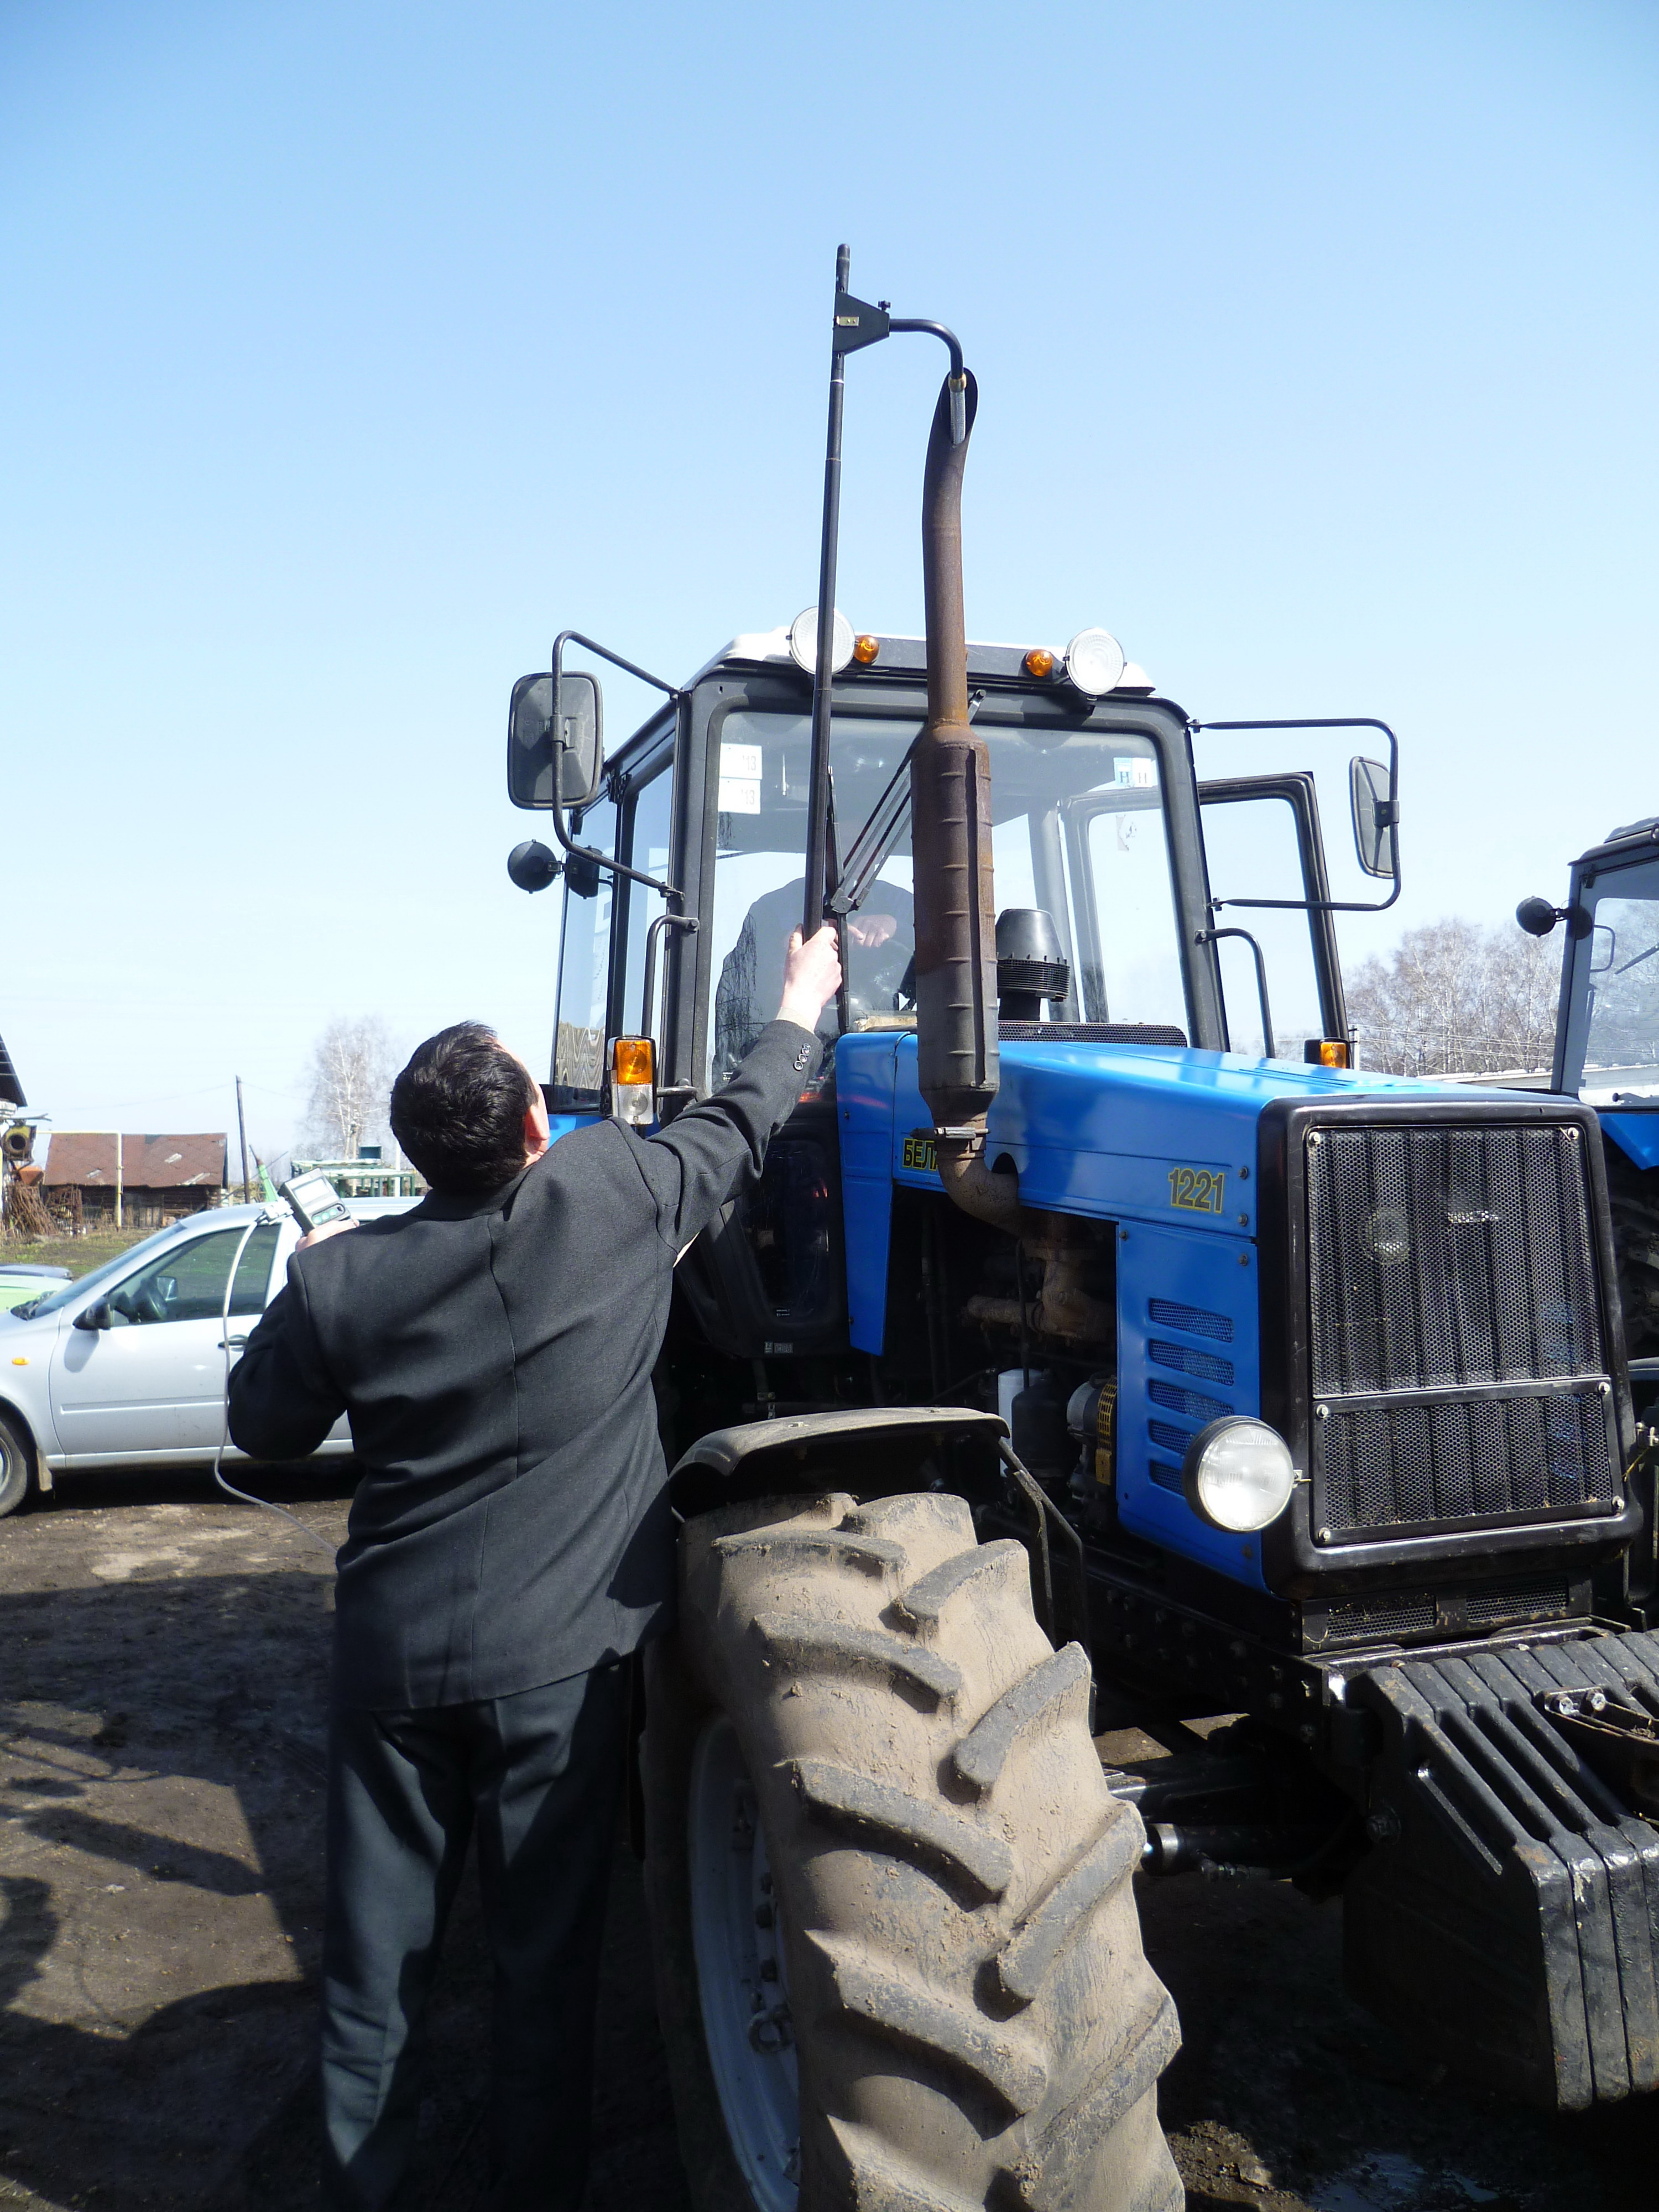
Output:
[834, 1032, 1541, 1595]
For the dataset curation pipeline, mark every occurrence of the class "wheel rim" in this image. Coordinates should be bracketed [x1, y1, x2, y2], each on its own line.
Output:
[687, 1715, 801, 2212]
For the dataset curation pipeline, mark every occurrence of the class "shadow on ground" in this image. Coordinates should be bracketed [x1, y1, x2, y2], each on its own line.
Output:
[3, 1469, 1658, 2211]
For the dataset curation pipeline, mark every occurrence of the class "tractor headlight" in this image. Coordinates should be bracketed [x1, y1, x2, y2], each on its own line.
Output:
[1182, 1417, 1296, 1533]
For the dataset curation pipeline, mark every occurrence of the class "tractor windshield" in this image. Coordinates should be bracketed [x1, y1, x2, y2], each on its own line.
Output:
[707, 707, 1185, 1085]
[1580, 856, 1659, 1102]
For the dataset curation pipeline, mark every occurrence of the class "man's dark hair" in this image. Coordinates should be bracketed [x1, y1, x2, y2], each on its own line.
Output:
[390, 1022, 539, 1194]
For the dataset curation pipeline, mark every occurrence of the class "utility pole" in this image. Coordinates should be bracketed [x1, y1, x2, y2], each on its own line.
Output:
[235, 1076, 251, 1204]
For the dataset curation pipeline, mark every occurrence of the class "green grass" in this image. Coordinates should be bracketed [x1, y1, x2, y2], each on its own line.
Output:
[1, 1227, 158, 1279]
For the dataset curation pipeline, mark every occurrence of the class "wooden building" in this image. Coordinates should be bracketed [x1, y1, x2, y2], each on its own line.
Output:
[44, 1134, 227, 1229]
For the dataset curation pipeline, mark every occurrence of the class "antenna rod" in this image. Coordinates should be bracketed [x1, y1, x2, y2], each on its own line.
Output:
[803, 244, 850, 938]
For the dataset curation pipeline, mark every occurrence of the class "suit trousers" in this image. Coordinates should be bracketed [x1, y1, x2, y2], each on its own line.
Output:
[320, 1662, 628, 2211]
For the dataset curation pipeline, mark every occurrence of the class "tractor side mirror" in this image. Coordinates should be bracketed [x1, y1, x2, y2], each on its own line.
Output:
[507, 671, 605, 811]
[1349, 757, 1396, 879]
[1515, 896, 1561, 938]
[74, 1300, 112, 1332]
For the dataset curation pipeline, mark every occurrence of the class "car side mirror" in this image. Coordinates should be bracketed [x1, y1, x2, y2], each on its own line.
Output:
[74, 1300, 112, 1332]
[1349, 756, 1397, 878]
[1516, 896, 1561, 938]
[507, 671, 604, 811]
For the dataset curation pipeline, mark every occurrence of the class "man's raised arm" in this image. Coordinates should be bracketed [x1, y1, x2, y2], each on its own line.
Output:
[640, 923, 842, 1251]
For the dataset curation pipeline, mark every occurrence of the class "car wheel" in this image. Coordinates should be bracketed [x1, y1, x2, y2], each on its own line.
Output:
[0, 1411, 35, 1517]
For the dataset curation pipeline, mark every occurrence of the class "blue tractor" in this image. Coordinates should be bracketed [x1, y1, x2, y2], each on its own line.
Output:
[1518, 825, 1659, 1403]
[505, 263, 1659, 2212]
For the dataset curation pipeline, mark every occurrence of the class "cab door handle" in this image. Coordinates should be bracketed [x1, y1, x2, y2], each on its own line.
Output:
[218, 1335, 249, 1349]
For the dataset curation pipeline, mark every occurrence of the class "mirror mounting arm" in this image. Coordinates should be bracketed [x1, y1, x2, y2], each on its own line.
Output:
[546, 629, 684, 907]
[1192, 716, 1402, 915]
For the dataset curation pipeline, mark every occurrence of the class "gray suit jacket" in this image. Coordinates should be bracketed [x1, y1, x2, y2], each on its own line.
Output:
[228, 1020, 817, 1709]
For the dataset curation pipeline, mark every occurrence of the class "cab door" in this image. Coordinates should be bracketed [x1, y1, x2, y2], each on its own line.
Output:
[48, 1222, 281, 1462]
[1198, 771, 1349, 1059]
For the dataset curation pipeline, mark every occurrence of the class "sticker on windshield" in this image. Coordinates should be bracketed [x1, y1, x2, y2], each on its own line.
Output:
[1168, 1166, 1225, 1215]
[1113, 757, 1156, 789]
[718, 742, 763, 815]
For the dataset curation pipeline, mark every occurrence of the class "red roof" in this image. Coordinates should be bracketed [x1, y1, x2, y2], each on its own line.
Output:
[44, 1134, 227, 1191]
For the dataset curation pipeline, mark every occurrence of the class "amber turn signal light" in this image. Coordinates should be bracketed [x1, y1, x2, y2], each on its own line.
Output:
[1303, 1038, 1352, 1069]
[852, 634, 880, 665]
[612, 1037, 655, 1087]
[1023, 646, 1056, 679]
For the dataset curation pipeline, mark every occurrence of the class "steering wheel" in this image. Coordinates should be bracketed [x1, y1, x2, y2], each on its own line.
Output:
[124, 1277, 170, 1324]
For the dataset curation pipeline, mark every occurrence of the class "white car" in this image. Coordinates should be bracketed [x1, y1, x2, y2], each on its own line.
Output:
[0, 1197, 418, 1515]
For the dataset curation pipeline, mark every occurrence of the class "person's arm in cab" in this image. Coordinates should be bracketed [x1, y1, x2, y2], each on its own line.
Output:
[227, 1265, 348, 1461]
[644, 924, 842, 1249]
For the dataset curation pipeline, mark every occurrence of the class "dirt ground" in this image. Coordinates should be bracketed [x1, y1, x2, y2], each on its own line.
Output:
[2, 1470, 1657, 2212]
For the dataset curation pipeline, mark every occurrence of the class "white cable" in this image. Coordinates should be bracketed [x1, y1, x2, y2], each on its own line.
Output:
[213, 1210, 336, 1556]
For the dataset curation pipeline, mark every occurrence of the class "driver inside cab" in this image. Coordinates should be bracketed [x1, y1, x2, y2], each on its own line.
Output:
[713, 878, 914, 1079]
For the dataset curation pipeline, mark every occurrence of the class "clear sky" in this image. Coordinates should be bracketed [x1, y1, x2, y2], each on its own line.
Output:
[3, 0, 1655, 1156]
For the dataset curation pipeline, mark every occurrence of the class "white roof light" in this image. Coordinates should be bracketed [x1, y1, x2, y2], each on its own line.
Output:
[1063, 627, 1126, 698]
[788, 607, 855, 676]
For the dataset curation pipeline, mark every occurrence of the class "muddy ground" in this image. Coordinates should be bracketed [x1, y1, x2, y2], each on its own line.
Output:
[1, 1469, 1656, 2212]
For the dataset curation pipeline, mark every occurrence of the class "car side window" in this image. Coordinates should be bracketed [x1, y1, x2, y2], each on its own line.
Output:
[108, 1224, 280, 1326]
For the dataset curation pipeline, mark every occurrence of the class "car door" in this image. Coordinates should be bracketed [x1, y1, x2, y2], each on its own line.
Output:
[48, 1222, 281, 1462]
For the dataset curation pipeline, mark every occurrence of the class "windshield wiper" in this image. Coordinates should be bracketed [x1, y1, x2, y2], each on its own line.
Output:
[827, 691, 984, 916]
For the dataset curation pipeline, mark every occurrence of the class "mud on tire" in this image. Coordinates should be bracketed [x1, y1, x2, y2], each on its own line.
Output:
[643, 1489, 1183, 2212]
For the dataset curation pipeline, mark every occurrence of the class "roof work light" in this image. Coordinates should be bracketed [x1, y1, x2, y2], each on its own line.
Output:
[789, 607, 855, 676]
[1062, 628, 1126, 697]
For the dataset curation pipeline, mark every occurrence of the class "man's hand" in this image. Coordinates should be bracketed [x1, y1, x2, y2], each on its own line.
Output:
[776, 925, 842, 1031]
[297, 1217, 359, 1254]
[846, 911, 898, 950]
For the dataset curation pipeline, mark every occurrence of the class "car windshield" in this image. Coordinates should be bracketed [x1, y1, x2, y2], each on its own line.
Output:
[706, 707, 1185, 1086]
[1582, 857, 1659, 1102]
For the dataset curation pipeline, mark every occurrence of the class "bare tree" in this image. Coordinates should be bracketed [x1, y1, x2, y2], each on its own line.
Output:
[1347, 919, 1558, 1077]
[303, 1016, 395, 1157]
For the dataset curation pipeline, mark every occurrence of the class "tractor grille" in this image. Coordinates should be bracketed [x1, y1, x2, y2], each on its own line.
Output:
[1305, 1121, 1619, 1540]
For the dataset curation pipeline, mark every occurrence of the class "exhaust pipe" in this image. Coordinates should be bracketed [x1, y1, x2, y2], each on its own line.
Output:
[907, 371, 1047, 1237]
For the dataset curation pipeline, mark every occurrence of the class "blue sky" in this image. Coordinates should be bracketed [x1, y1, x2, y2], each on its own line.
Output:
[3, 0, 1655, 1153]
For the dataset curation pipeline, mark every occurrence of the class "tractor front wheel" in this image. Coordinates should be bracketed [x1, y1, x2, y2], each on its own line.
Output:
[641, 1487, 1183, 2212]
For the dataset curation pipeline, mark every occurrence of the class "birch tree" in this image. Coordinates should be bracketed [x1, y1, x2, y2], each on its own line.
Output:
[1347, 919, 1558, 1076]
[304, 1016, 395, 1157]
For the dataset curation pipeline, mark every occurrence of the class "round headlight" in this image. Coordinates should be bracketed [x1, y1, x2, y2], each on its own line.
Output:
[1182, 1417, 1296, 1533]
[788, 606, 855, 676]
[1062, 627, 1126, 697]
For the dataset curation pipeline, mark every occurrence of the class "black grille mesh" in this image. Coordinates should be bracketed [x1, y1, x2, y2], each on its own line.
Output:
[1306, 1121, 1616, 1540]
[1318, 1389, 1617, 1534]
[1307, 1124, 1602, 1395]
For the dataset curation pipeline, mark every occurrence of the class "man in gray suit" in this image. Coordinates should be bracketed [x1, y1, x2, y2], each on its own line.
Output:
[230, 924, 842, 2212]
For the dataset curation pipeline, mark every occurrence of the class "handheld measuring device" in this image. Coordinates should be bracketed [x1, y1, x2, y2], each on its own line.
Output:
[279, 1168, 353, 1235]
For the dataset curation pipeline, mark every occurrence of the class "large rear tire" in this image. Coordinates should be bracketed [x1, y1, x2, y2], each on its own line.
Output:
[643, 1488, 1183, 2212]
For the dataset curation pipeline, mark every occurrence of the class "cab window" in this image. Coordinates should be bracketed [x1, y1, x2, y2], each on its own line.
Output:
[552, 797, 617, 1102]
[705, 708, 1190, 1087]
